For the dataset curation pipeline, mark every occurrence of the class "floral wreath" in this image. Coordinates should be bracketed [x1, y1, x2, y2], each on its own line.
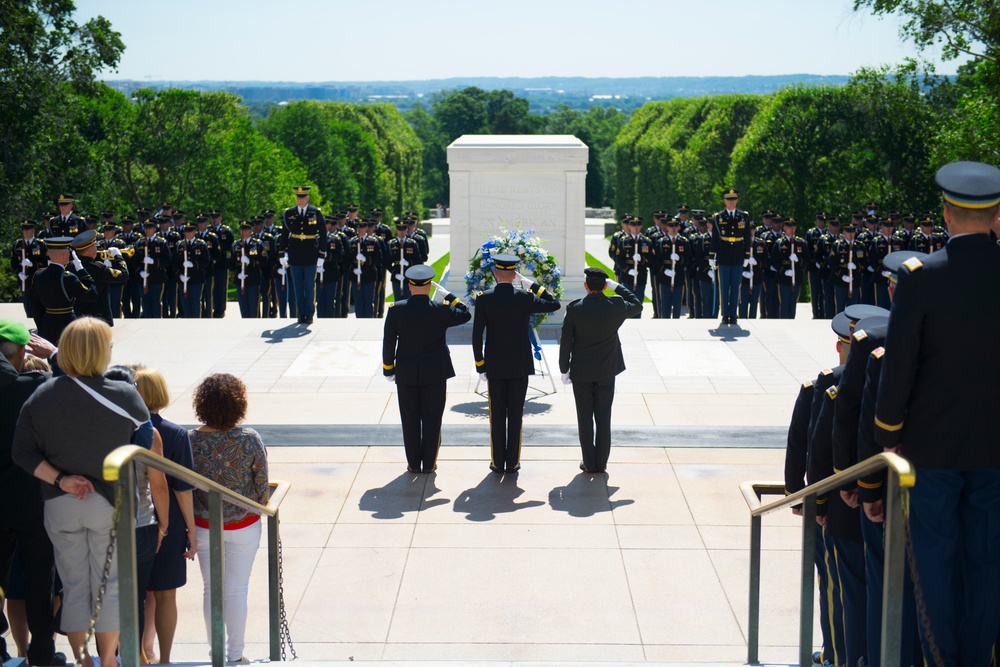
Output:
[464, 224, 563, 328]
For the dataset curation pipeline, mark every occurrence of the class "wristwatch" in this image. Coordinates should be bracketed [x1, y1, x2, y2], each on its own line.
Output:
[54, 472, 65, 486]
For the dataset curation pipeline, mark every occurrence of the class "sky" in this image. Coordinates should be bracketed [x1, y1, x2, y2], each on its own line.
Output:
[73, 0, 966, 82]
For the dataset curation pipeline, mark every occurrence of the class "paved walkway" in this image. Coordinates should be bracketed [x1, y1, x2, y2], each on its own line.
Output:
[0, 236, 835, 664]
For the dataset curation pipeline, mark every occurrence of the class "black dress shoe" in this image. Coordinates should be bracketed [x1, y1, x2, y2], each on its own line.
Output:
[489, 464, 503, 473]
[423, 464, 438, 473]
[505, 465, 520, 473]
[579, 462, 598, 473]
[305, 317, 314, 324]
[406, 466, 420, 474]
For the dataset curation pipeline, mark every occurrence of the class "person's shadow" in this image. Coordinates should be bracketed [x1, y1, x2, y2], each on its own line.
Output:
[709, 325, 751, 342]
[358, 472, 449, 520]
[261, 322, 311, 344]
[548, 473, 635, 518]
[453, 473, 545, 522]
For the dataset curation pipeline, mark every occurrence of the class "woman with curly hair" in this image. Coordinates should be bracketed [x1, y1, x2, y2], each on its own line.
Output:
[189, 373, 268, 664]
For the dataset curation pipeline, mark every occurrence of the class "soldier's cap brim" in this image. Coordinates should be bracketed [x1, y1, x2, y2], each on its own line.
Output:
[936, 161, 1000, 209]
[405, 265, 435, 285]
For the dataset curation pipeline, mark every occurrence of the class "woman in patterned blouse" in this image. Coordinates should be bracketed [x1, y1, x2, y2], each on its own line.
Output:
[189, 373, 268, 664]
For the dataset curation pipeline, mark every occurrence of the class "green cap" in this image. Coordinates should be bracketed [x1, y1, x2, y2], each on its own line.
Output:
[0, 320, 30, 346]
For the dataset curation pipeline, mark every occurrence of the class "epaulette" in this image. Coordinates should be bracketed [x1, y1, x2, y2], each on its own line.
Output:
[387, 302, 394, 309]
[802, 381, 813, 389]
[826, 386, 838, 400]
[903, 257, 923, 272]
[852, 330, 868, 342]
[821, 368, 833, 376]
[871, 347, 885, 359]
[475, 291, 483, 298]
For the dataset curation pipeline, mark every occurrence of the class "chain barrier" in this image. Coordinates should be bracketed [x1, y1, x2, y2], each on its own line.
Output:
[276, 535, 298, 661]
[77, 482, 123, 667]
[900, 487, 944, 667]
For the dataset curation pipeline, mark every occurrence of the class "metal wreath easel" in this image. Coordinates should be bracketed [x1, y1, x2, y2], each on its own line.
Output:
[473, 325, 558, 397]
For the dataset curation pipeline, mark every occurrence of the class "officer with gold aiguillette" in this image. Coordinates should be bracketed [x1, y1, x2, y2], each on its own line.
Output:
[712, 188, 751, 325]
[29, 236, 98, 345]
[281, 185, 327, 324]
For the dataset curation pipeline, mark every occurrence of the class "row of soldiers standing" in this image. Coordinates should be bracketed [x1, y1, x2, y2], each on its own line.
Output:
[9, 194, 430, 325]
[608, 202, 949, 322]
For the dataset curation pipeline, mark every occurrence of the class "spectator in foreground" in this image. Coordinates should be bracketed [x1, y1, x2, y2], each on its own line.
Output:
[190, 373, 269, 664]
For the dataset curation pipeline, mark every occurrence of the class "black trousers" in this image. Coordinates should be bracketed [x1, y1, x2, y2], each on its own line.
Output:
[396, 381, 447, 472]
[572, 378, 616, 471]
[487, 377, 529, 471]
[0, 518, 58, 662]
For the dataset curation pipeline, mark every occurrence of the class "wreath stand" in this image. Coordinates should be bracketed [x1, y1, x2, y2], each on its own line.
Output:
[474, 327, 558, 397]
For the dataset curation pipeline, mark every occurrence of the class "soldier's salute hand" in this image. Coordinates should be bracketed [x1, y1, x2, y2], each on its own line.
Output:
[606, 279, 619, 290]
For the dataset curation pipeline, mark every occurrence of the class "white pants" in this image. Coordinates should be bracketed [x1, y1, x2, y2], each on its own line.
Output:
[195, 521, 260, 661]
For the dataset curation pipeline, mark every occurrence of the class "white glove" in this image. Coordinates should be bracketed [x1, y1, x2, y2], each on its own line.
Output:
[670, 252, 680, 261]
[103, 259, 112, 267]
[514, 271, 526, 283]
[663, 268, 675, 278]
[742, 271, 752, 279]
[316, 266, 324, 275]
[628, 268, 638, 277]
[708, 258, 716, 268]
[748, 257, 757, 266]
[179, 274, 189, 283]
[606, 279, 619, 290]
[139, 270, 149, 279]
[316, 257, 324, 268]
[277, 267, 286, 276]
[279, 255, 289, 267]
[881, 270, 891, 278]
[385, 375, 395, 384]
[742, 258, 750, 268]
[789, 253, 799, 262]
[71, 251, 83, 271]
[143, 256, 155, 265]
[237, 272, 247, 280]
[353, 267, 362, 276]
[847, 262, 857, 270]
[21, 257, 33, 267]
[17, 271, 26, 280]
[355, 252, 366, 261]
[706, 269, 715, 280]
[814, 261, 821, 269]
[241, 255, 251, 265]
[784, 269, 793, 277]
[183, 260, 194, 268]
[400, 258, 409, 267]
[481, 372, 487, 380]
[842, 275, 852, 283]
[395, 273, 405, 282]
[632, 253, 641, 262]
[866, 265, 875, 272]
[561, 373, 571, 385]
[108, 247, 121, 258]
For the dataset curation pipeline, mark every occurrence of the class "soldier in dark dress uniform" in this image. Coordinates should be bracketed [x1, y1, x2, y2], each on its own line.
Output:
[333, 212, 358, 317]
[50, 195, 82, 237]
[195, 214, 220, 319]
[230, 222, 266, 318]
[160, 212, 184, 317]
[612, 216, 651, 318]
[856, 214, 878, 305]
[472, 254, 560, 472]
[760, 211, 783, 318]
[653, 217, 691, 318]
[118, 215, 143, 318]
[608, 214, 631, 283]
[10, 221, 47, 318]
[314, 217, 346, 319]
[907, 215, 945, 255]
[29, 237, 98, 345]
[382, 265, 471, 473]
[712, 188, 751, 325]
[829, 221, 863, 314]
[209, 211, 234, 318]
[804, 213, 829, 318]
[875, 161, 1000, 665]
[281, 186, 326, 324]
[816, 217, 840, 318]
[135, 220, 172, 319]
[370, 208, 393, 318]
[405, 214, 429, 266]
[387, 220, 424, 303]
[868, 218, 905, 308]
[348, 219, 385, 319]
[173, 222, 211, 318]
[645, 211, 667, 318]
[739, 224, 767, 320]
[256, 210, 277, 317]
[772, 217, 807, 319]
[70, 230, 129, 326]
[691, 215, 717, 319]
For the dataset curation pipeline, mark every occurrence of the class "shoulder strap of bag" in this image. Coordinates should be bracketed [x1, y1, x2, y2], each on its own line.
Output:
[68, 376, 145, 428]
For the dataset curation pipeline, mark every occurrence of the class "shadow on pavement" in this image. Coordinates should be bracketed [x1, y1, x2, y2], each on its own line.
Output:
[450, 397, 553, 420]
[358, 472, 449, 519]
[548, 473, 635, 518]
[260, 322, 311, 344]
[453, 473, 545, 522]
[709, 325, 751, 342]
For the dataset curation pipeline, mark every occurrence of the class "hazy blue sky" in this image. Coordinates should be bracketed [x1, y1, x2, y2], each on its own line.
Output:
[75, 0, 964, 82]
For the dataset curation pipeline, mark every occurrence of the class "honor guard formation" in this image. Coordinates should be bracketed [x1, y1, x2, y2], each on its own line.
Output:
[10, 189, 430, 338]
[5, 163, 1000, 664]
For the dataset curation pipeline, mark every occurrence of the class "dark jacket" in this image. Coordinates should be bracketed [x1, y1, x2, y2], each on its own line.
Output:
[0, 356, 50, 524]
[472, 281, 560, 379]
[783, 379, 815, 500]
[281, 204, 327, 265]
[30, 262, 98, 345]
[76, 254, 129, 325]
[875, 234, 1000, 467]
[382, 293, 471, 385]
[558, 284, 642, 382]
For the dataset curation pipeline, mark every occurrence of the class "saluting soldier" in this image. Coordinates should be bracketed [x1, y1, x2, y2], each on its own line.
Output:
[230, 221, 266, 318]
[70, 229, 129, 327]
[613, 215, 651, 316]
[135, 219, 171, 319]
[772, 217, 807, 319]
[50, 194, 82, 237]
[712, 188, 751, 325]
[10, 220, 47, 318]
[174, 221, 211, 318]
[738, 223, 767, 320]
[804, 212, 829, 319]
[472, 253, 560, 473]
[387, 219, 424, 302]
[652, 216, 691, 318]
[119, 214, 143, 318]
[29, 237, 98, 345]
[281, 186, 327, 324]
[348, 218, 385, 318]
[315, 217, 347, 318]
[210, 209, 234, 318]
[382, 265, 471, 473]
[875, 161, 1000, 664]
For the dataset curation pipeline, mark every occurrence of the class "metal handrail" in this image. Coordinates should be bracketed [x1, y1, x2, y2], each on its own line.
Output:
[103, 445, 291, 667]
[742, 452, 915, 667]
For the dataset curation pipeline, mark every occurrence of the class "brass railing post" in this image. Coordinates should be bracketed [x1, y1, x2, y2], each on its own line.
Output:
[116, 462, 140, 667]
[747, 508, 762, 664]
[880, 467, 905, 667]
[268, 510, 281, 661]
[209, 489, 226, 667]
[799, 494, 816, 667]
